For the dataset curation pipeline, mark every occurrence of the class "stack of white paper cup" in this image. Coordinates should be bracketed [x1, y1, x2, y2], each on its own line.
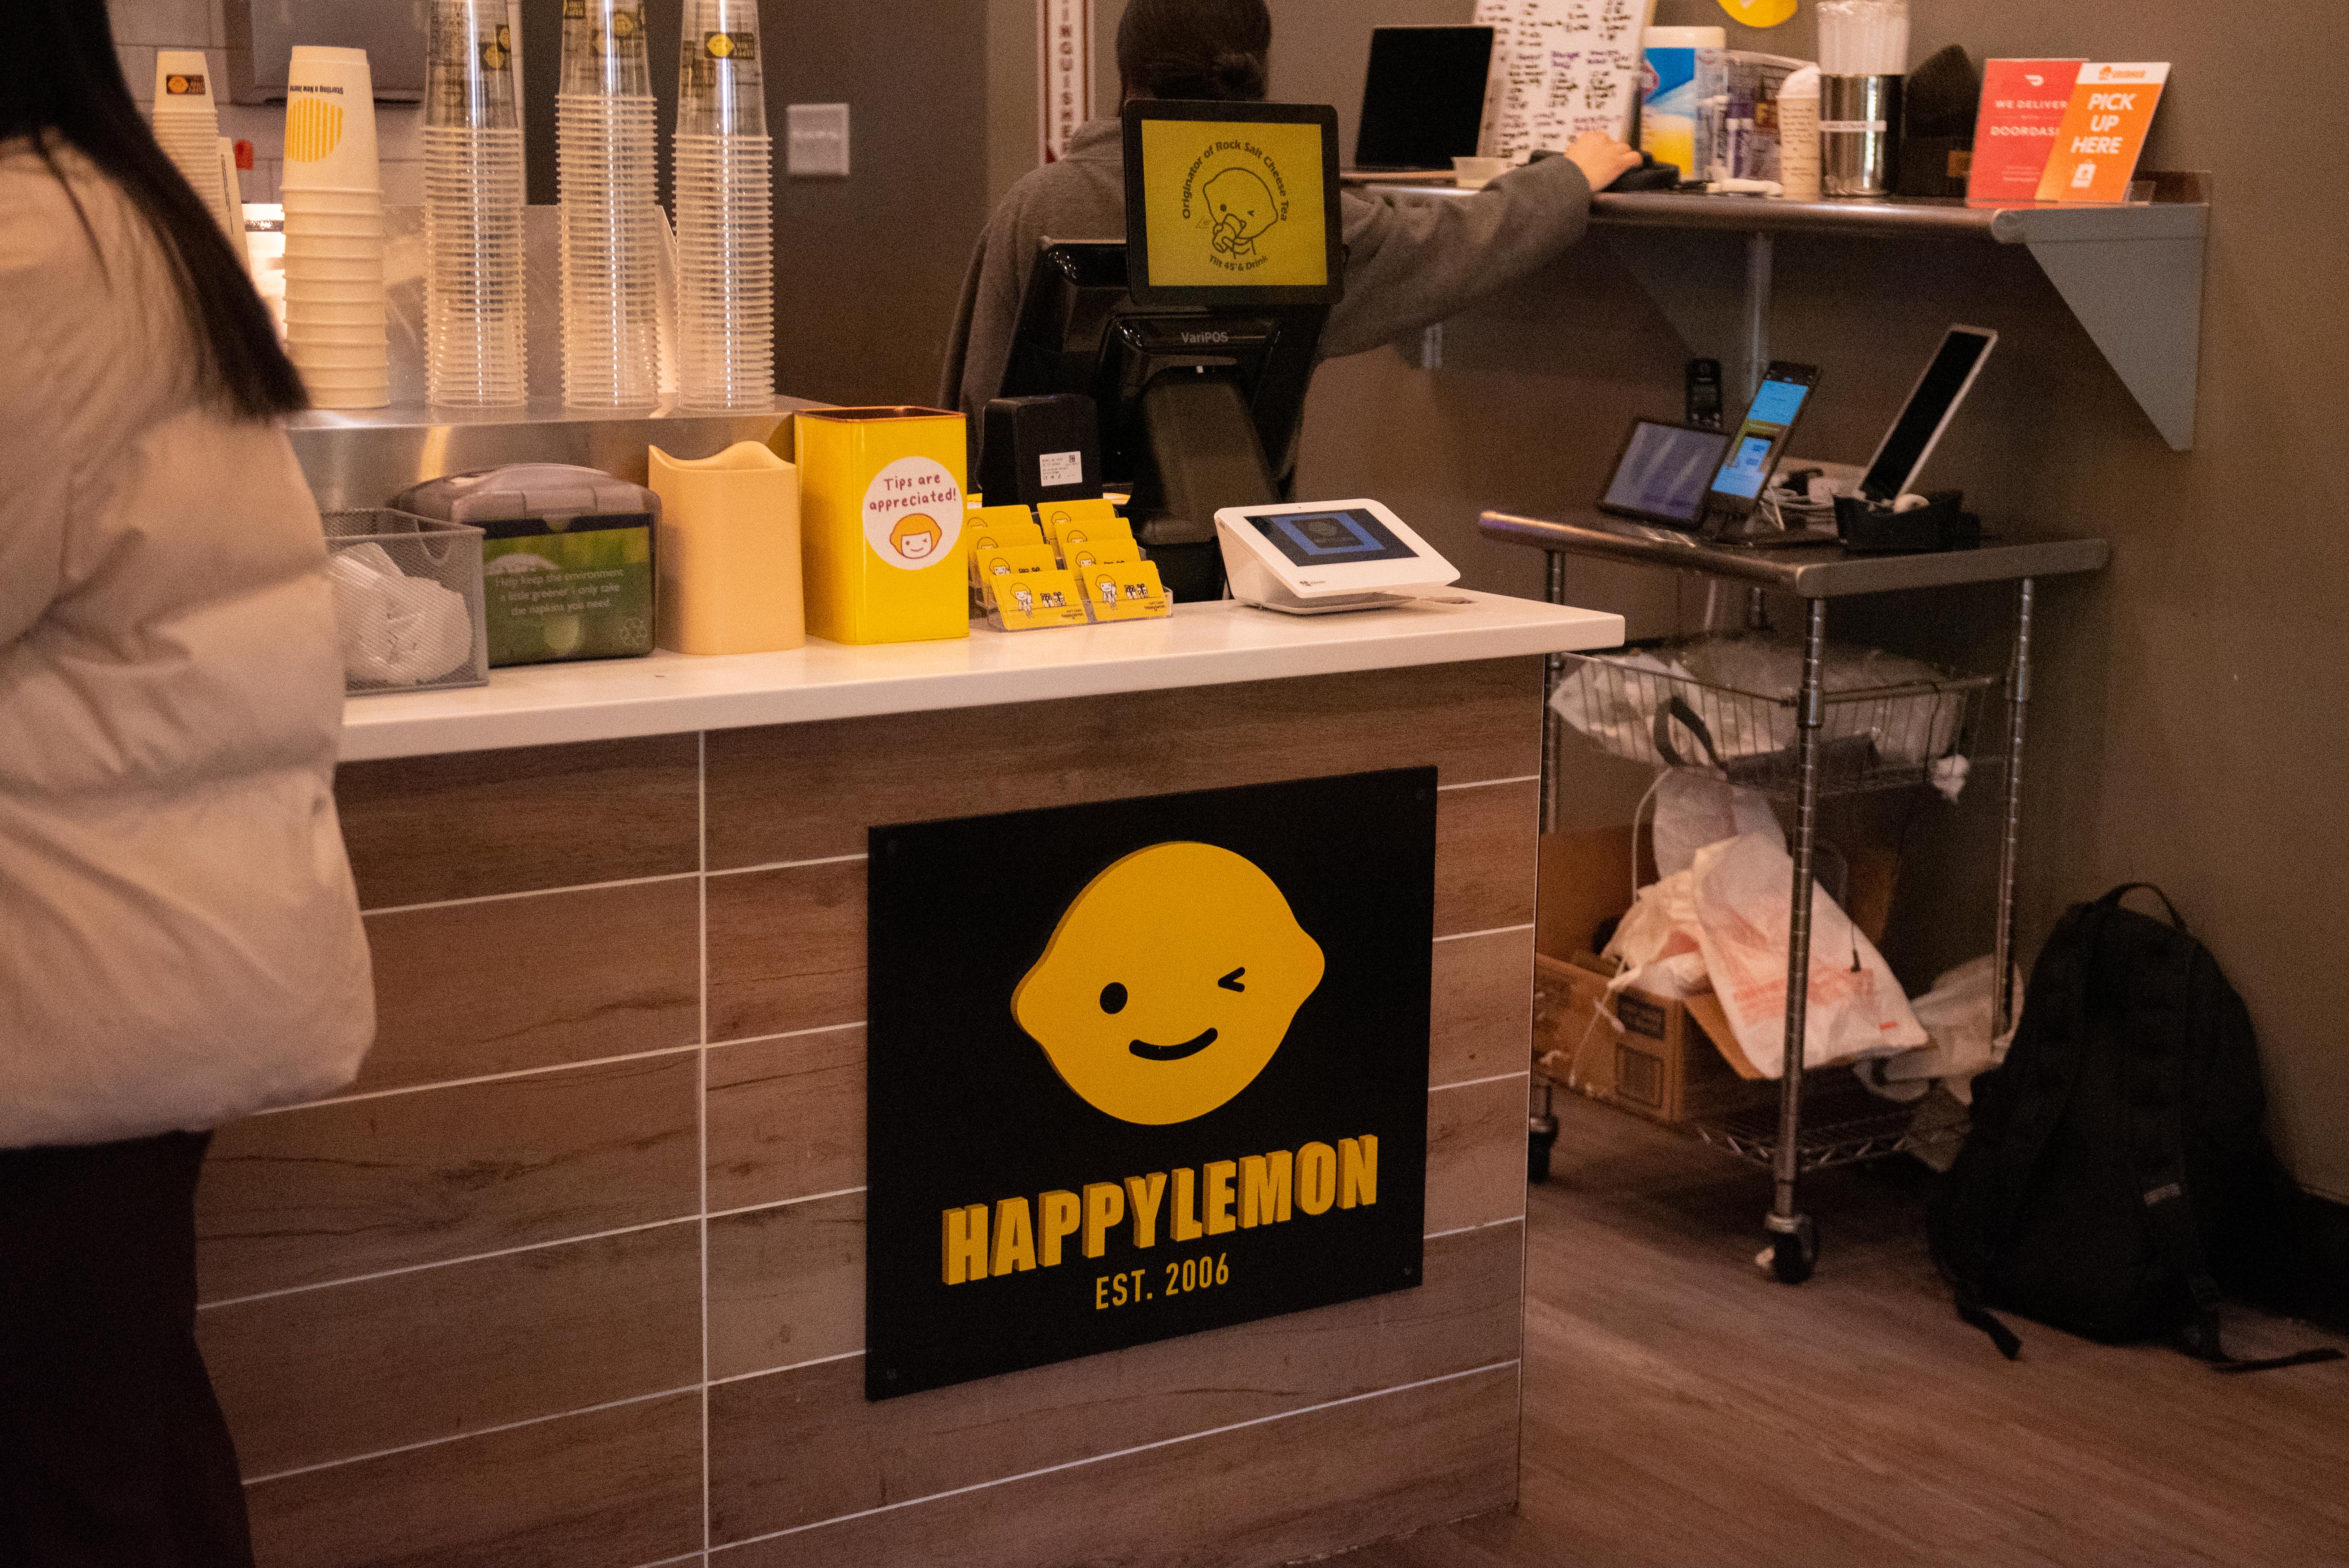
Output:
[672, 0, 773, 410]
[558, 0, 661, 408]
[151, 52, 234, 237]
[424, 0, 527, 406]
[281, 46, 387, 410]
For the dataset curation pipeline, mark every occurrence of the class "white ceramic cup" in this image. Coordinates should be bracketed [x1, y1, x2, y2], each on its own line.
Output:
[282, 47, 380, 194]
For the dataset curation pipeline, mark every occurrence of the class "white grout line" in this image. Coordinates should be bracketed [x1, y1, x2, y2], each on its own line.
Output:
[705, 851, 869, 879]
[697, 732, 714, 1560]
[241, 1382, 702, 1486]
[197, 1214, 700, 1311]
[245, 1041, 705, 1116]
[1421, 1215, 1525, 1243]
[360, 869, 700, 920]
[1436, 774, 1540, 792]
[1430, 1069, 1531, 1093]
[626, 1554, 711, 1568]
[705, 1020, 866, 1054]
[706, 1185, 868, 1222]
[1432, 922, 1535, 944]
[1480, 1213, 1527, 1228]
[708, 1359, 1522, 1554]
[707, 1348, 865, 1388]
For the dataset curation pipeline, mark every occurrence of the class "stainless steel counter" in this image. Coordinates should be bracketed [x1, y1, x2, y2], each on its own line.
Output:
[285, 399, 817, 512]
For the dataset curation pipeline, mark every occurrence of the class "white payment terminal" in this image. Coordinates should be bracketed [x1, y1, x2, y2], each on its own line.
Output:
[1213, 499, 1459, 614]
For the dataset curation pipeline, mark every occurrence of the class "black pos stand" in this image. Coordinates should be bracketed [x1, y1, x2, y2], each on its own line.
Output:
[985, 100, 1346, 602]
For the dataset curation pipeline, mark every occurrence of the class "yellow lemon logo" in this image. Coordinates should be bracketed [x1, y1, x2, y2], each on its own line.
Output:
[1717, 0, 1797, 25]
[1014, 842, 1324, 1125]
[707, 31, 735, 58]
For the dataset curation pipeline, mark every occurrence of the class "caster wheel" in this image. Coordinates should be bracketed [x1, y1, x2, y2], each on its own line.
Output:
[1528, 1114, 1559, 1185]
[1767, 1216, 1818, 1285]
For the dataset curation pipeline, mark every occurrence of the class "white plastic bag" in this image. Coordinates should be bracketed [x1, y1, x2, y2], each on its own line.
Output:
[328, 542, 474, 687]
[1864, 955, 2021, 1106]
[1651, 768, 1782, 879]
[1599, 868, 1707, 998]
[1688, 832, 1927, 1077]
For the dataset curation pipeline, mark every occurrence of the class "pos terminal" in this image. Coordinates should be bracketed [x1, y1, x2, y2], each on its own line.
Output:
[991, 101, 1346, 601]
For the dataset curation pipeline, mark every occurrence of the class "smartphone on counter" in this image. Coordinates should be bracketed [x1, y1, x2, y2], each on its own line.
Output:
[1702, 360, 1819, 532]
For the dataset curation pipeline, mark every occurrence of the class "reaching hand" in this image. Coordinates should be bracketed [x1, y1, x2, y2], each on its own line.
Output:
[1564, 130, 1644, 192]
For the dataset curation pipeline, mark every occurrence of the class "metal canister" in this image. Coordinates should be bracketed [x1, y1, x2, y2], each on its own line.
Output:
[1821, 73, 1902, 197]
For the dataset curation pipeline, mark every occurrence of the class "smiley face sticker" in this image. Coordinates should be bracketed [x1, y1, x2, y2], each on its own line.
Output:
[1013, 842, 1324, 1125]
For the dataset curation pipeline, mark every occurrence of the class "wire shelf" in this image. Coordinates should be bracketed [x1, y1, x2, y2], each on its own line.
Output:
[1688, 1080, 1969, 1174]
[1553, 637, 1999, 798]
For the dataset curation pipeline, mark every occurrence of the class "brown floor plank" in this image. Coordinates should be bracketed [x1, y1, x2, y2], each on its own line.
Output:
[1332, 1094, 2349, 1568]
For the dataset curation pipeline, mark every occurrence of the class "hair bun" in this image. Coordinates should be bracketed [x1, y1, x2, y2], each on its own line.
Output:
[1210, 49, 1267, 99]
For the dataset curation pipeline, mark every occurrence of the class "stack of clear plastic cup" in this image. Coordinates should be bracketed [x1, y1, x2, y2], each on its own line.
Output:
[424, 0, 527, 406]
[558, 0, 661, 408]
[151, 52, 234, 237]
[281, 47, 388, 410]
[672, 0, 774, 410]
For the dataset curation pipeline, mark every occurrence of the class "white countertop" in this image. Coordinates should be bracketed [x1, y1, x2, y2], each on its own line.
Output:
[338, 592, 1623, 762]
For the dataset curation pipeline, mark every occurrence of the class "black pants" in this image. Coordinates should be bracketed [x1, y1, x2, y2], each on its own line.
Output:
[0, 1132, 255, 1568]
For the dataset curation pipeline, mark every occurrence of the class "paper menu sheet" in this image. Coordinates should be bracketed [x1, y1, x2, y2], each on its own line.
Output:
[1475, 0, 1659, 157]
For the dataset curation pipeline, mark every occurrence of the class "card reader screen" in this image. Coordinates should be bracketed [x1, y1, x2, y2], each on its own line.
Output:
[1251, 509, 1419, 566]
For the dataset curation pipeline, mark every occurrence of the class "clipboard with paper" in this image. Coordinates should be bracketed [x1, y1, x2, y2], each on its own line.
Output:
[1474, 0, 1659, 157]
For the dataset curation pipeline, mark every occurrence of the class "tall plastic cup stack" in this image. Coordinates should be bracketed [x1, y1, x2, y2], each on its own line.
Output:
[150, 53, 235, 239]
[558, 0, 662, 408]
[673, 0, 774, 410]
[424, 0, 527, 406]
[281, 47, 388, 410]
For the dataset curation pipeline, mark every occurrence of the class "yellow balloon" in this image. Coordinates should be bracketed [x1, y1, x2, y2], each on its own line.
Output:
[1014, 842, 1325, 1126]
[1719, 0, 1799, 26]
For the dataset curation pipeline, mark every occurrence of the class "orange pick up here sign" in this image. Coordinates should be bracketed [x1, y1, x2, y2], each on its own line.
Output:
[2035, 62, 2170, 203]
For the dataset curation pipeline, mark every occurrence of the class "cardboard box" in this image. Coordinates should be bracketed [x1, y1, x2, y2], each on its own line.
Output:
[1533, 953, 1775, 1127]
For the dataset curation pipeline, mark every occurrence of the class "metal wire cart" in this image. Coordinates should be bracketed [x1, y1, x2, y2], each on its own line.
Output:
[1485, 512, 2108, 1282]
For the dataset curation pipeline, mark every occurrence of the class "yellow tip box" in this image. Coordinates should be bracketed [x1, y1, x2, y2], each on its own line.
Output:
[783, 407, 972, 644]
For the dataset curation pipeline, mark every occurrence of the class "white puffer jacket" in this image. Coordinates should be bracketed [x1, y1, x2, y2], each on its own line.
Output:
[0, 143, 374, 1148]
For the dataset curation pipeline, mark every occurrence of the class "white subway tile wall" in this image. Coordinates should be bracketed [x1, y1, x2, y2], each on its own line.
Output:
[108, 0, 423, 203]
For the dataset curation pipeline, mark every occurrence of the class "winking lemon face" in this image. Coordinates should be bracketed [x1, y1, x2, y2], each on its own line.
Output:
[1013, 842, 1324, 1125]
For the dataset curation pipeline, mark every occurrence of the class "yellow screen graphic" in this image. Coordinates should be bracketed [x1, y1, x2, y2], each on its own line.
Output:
[1138, 120, 1329, 289]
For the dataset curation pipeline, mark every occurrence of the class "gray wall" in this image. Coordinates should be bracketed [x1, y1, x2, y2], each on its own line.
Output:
[1262, 0, 2349, 1200]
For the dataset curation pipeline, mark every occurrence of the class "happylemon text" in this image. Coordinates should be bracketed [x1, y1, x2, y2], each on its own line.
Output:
[941, 1135, 1377, 1286]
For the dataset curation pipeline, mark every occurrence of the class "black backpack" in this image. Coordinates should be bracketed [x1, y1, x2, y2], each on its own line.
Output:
[1929, 885, 2342, 1372]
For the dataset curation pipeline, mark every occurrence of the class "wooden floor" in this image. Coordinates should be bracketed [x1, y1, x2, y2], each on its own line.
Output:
[1334, 1093, 2349, 1568]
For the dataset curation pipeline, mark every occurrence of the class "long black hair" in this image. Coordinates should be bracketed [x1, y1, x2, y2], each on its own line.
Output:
[1117, 0, 1272, 101]
[0, 0, 306, 420]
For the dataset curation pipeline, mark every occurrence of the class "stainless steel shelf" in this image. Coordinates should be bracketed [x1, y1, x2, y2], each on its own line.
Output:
[1689, 1081, 1968, 1175]
[1479, 509, 2110, 598]
[1363, 170, 2210, 450]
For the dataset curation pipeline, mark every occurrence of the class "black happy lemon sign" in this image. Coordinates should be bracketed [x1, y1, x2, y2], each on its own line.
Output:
[865, 770, 1435, 1400]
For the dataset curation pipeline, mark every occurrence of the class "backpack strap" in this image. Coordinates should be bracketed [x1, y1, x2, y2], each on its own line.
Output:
[1947, 898, 2116, 1360]
[2101, 882, 2189, 929]
[2115, 893, 2345, 1375]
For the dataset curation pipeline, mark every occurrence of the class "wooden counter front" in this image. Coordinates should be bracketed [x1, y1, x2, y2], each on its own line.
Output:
[190, 650, 1565, 1568]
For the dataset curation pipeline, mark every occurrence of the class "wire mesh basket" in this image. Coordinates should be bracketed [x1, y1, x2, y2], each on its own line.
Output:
[1553, 635, 1998, 797]
[322, 509, 489, 695]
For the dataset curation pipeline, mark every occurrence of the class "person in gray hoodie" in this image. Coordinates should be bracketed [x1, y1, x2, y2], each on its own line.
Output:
[942, 0, 1644, 433]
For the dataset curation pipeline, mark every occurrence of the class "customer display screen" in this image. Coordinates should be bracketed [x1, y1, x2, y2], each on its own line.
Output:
[1601, 421, 1733, 523]
[1252, 508, 1420, 566]
[1709, 374, 1814, 502]
[1123, 102, 1344, 306]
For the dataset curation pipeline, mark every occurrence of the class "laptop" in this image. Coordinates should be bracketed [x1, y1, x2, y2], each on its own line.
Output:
[1349, 26, 1497, 177]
